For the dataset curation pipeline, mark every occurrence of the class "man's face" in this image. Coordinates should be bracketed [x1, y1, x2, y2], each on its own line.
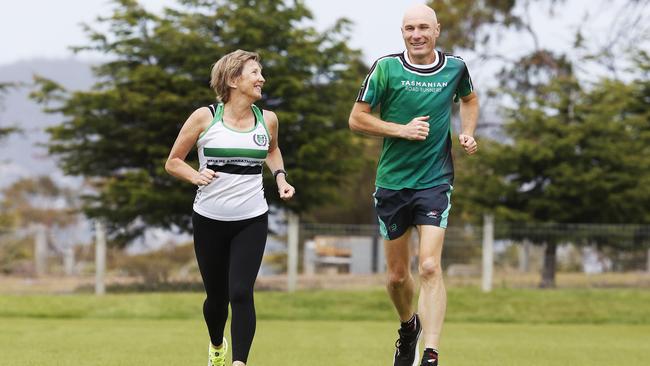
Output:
[401, 15, 440, 59]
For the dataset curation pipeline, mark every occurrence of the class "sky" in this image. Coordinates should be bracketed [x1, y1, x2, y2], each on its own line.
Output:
[0, 0, 420, 65]
[2, 0, 646, 87]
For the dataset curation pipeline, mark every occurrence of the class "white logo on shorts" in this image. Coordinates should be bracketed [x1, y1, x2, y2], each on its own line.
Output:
[426, 210, 440, 218]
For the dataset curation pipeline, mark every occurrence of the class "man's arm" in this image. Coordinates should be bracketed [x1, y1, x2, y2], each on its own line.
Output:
[348, 102, 429, 141]
[458, 92, 479, 155]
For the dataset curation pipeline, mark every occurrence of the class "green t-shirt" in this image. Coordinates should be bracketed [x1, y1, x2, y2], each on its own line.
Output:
[357, 50, 474, 190]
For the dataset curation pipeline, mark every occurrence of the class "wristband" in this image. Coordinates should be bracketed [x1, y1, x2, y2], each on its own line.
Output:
[273, 169, 287, 180]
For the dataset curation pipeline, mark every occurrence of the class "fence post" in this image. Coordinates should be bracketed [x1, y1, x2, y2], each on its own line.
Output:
[63, 246, 75, 276]
[34, 224, 47, 277]
[95, 221, 106, 295]
[482, 214, 494, 292]
[303, 240, 315, 275]
[287, 211, 299, 292]
[519, 240, 531, 273]
[647, 248, 650, 273]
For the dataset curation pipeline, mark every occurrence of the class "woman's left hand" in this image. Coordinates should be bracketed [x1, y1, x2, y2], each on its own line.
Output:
[278, 181, 295, 201]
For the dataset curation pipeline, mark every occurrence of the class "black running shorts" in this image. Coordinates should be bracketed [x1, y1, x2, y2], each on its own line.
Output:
[373, 184, 453, 240]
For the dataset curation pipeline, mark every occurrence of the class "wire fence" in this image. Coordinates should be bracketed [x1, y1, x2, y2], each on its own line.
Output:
[296, 221, 649, 276]
[1, 221, 649, 292]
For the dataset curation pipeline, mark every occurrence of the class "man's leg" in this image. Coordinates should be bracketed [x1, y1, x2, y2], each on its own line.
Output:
[375, 186, 421, 365]
[416, 225, 447, 350]
[385, 227, 415, 321]
[386, 228, 423, 366]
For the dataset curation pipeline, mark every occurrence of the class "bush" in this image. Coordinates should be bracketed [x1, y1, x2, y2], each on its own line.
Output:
[0, 234, 34, 275]
[114, 243, 195, 284]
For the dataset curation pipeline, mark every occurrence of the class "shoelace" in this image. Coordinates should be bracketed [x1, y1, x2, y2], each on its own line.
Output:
[394, 338, 414, 358]
[209, 350, 225, 366]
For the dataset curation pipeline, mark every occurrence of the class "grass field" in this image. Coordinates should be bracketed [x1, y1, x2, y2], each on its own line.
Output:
[2, 288, 649, 365]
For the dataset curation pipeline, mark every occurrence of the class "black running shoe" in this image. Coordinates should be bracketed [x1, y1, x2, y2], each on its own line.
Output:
[393, 314, 422, 366]
[420, 348, 439, 366]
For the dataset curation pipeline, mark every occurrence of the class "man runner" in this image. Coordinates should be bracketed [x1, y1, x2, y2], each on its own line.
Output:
[348, 4, 479, 366]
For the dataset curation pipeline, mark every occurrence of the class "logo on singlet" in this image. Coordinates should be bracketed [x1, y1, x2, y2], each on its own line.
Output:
[253, 134, 267, 146]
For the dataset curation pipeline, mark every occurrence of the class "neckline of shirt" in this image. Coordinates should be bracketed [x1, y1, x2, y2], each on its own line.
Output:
[403, 50, 440, 69]
[403, 48, 441, 70]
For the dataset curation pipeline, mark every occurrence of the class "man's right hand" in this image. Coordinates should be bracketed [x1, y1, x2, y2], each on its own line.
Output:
[399, 116, 430, 140]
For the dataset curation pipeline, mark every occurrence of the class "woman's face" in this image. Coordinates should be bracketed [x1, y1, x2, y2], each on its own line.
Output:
[233, 59, 265, 100]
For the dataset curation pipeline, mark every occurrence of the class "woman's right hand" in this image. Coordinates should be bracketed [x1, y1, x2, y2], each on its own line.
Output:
[192, 168, 217, 186]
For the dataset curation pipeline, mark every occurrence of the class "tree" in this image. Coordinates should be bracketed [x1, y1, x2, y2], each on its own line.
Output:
[0, 82, 18, 141]
[449, 0, 650, 287]
[302, 137, 380, 224]
[31, 0, 367, 244]
[0, 176, 82, 274]
[459, 54, 650, 286]
[428, 0, 523, 53]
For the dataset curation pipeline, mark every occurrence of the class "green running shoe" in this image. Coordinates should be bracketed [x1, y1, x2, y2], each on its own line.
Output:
[208, 338, 228, 366]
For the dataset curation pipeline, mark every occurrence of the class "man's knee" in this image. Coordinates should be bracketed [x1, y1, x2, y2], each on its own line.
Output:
[387, 267, 411, 289]
[419, 257, 442, 281]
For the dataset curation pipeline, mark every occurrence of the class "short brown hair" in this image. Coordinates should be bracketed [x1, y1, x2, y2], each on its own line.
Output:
[210, 50, 261, 103]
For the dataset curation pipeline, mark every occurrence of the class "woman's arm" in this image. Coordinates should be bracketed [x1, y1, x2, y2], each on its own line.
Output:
[264, 110, 295, 200]
[165, 107, 216, 185]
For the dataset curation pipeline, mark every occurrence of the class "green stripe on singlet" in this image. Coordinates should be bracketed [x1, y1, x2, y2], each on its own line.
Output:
[203, 147, 267, 159]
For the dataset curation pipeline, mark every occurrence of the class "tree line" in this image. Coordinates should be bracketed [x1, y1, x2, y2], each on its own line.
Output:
[13, 0, 650, 287]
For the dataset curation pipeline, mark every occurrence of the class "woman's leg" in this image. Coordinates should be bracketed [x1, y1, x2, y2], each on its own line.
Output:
[192, 211, 232, 347]
[228, 213, 268, 363]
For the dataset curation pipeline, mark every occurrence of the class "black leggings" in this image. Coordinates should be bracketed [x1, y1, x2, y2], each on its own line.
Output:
[192, 211, 268, 363]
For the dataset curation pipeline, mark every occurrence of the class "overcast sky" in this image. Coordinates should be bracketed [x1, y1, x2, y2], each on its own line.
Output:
[0, 0, 423, 65]
[1, 0, 647, 83]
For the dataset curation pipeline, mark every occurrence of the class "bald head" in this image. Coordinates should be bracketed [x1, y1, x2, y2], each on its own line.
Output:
[400, 3, 440, 64]
[402, 3, 438, 27]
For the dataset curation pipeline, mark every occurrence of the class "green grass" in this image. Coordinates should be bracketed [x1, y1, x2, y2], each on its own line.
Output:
[2, 287, 650, 324]
[2, 288, 650, 365]
[2, 318, 648, 366]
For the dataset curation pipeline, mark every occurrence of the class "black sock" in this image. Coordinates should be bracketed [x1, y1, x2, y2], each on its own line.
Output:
[400, 314, 417, 331]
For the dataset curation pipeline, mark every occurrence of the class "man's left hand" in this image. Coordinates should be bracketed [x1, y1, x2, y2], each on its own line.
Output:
[458, 134, 477, 155]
